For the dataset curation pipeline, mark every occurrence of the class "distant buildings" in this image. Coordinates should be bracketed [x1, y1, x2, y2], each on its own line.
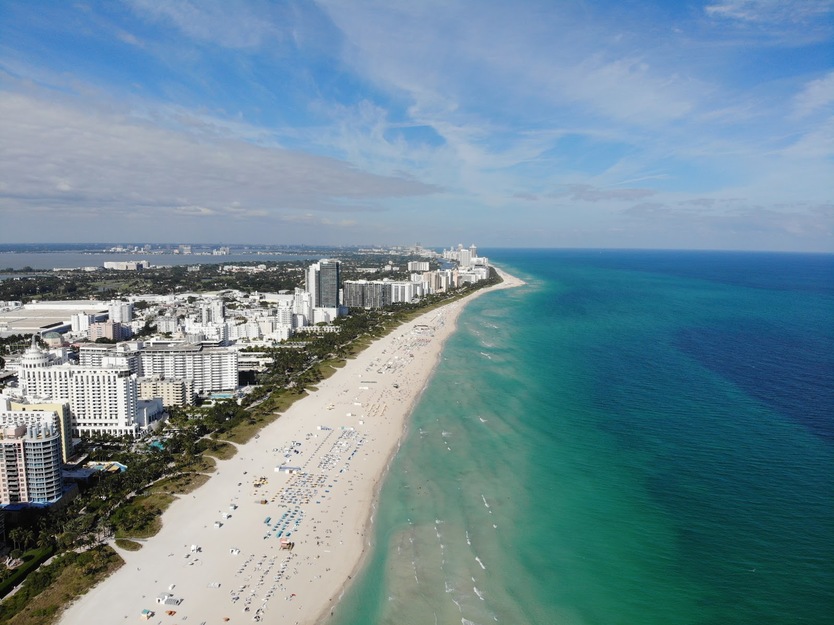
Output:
[442, 244, 488, 270]
[89, 320, 131, 342]
[342, 280, 423, 309]
[103, 260, 150, 271]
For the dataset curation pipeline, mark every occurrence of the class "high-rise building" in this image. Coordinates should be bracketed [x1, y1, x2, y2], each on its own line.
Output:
[306, 259, 340, 309]
[343, 281, 391, 309]
[459, 248, 472, 268]
[0, 413, 64, 505]
[70, 313, 95, 334]
[136, 343, 238, 393]
[1, 398, 72, 463]
[156, 315, 180, 334]
[108, 301, 134, 323]
[17, 339, 139, 437]
[200, 299, 225, 323]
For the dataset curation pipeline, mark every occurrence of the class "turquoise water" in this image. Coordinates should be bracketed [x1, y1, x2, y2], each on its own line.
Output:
[325, 250, 834, 625]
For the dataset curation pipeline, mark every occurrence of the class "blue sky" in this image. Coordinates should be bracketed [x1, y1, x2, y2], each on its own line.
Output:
[1, 0, 832, 250]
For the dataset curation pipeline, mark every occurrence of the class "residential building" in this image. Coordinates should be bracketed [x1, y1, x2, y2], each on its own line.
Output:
[343, 280, 390, 309]
[0, 398, 72, 462]
[138, 376, 195, 407]
[306, 259, 341, 308]
[0, 413, 64, 505]
[136, 342, 238, 393]
[89, 320, 131, 342]
[108, 301, 134, 323]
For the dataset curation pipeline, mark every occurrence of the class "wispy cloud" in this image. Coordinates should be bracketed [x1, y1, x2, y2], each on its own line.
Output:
[0, 91, 436, 223]
[793, 71, 834, 118]
[705, 0, 834, 24]
[562, 185, 657, 203]
[126, 0, 283, 49]
[703, 0, 834, 44]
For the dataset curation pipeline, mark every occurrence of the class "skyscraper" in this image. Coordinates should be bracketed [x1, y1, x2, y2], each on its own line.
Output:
[306, 259, 341, 309]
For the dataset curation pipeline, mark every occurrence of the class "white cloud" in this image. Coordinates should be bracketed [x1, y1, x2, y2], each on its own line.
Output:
[782, 116, 834, 159]
[793, 71, 834, 118]
[126, 0, 283, 49]
[705, 0, 834, 24]
[0, 92, 437, 228]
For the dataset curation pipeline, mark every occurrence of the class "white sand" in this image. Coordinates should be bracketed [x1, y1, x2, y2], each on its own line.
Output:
[57, 269, 524, 625]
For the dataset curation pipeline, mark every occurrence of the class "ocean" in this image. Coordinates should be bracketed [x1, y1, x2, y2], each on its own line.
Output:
[325, 249, 834, 625]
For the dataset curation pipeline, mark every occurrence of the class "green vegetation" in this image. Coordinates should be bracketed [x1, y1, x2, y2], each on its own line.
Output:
[0, 547, 54, 600]
[113, 538, 142, 551]
[0, 546, 122, 625]
[146, 472, 211, 496]
[111, 493, 175, 539]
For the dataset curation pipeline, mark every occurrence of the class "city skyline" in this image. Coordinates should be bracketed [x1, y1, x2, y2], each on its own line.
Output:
[1, 1, 832, 252]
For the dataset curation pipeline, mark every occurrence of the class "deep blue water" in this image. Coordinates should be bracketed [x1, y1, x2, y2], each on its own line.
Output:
[326, 249, 833, 625]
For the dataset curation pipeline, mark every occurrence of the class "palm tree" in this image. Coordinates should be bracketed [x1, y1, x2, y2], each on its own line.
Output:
[7, 527, 23, 552]
[36, 530, 54, 551]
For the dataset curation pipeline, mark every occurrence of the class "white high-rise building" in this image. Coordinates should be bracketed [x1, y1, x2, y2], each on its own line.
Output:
[459, 248, 472, 268]
[136, 343, 237, 393]
[17, 339, 139, 437]
[70, 313, 95, 334]
[293, 288, 312, 326]
[108, 301, 134, 323]
[407, 261, 430, 272]
[200, 299, 225, 323]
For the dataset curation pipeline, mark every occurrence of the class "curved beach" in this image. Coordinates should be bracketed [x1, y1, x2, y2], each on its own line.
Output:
[57, 269, 523, 625]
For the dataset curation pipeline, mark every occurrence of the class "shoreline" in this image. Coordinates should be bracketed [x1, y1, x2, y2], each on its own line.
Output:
[57, 268, 525, 625]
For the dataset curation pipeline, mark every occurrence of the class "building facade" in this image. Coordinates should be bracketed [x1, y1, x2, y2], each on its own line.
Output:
[89, 320, 131, 342]
[17, 340, 139, 437]
[306, 259, 341, 309]
[137, 343, 238, 393]
[138, 376, 195, 407]
[0, 413, 64, 505]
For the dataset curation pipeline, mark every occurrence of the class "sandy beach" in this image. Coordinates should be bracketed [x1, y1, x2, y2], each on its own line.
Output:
[57, 269, 523, 625]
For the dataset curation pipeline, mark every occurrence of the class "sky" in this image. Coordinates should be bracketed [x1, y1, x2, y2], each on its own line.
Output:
[0, 0, 832, 251]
